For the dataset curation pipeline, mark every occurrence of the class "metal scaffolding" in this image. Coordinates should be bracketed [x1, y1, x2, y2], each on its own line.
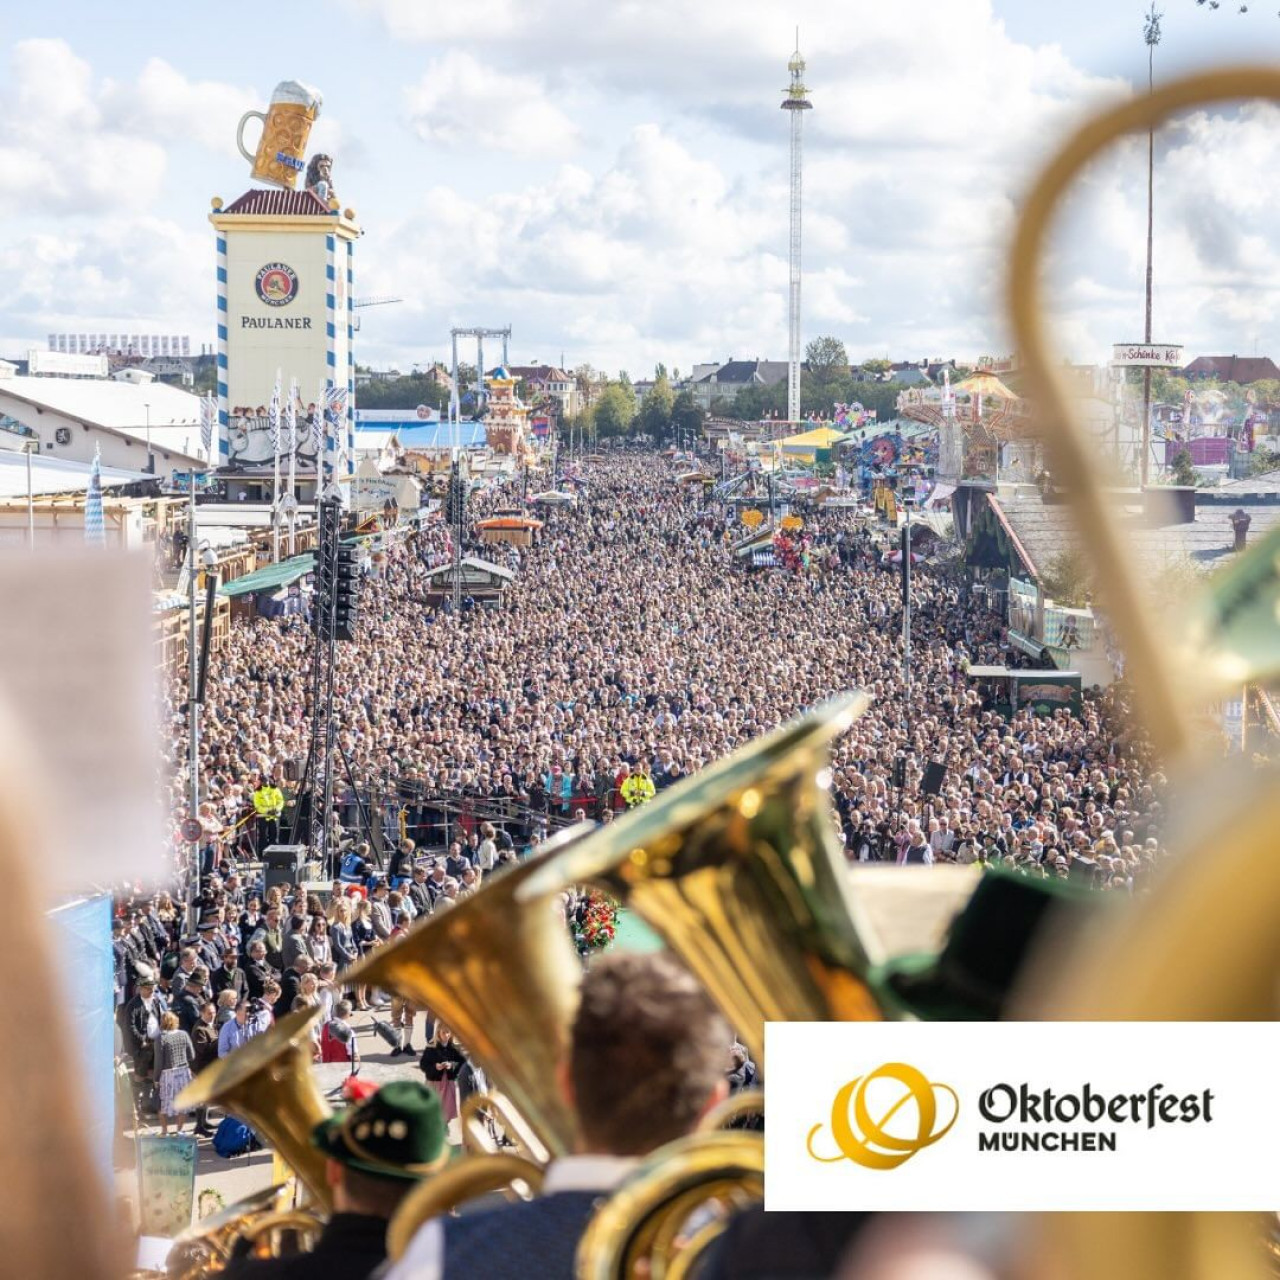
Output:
[450, 326, 511, 422]
[294, 497, 342, 869]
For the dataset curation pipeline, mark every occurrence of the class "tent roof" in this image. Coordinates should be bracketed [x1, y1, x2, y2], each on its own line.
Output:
[219, 554, 314, 597]
[777, 425, 846, 447]
[397, 422, 486, 449]
[423, 556, 516, 583]
[954, 370, 1020, 400]
[0, 448, 151, 497]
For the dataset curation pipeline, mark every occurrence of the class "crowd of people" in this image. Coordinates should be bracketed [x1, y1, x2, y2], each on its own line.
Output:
[117, 451, 1176, 1123]
[103, 447, 1187, 1276]
[158, 451, 1168, 899]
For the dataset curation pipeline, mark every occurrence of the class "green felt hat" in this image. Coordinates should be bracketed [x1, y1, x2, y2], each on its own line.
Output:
[870, 870, 1100, 1021]
[311, 1081, 448, 1181]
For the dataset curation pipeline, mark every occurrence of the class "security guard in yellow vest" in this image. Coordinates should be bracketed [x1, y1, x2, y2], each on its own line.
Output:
[620, 764, 656, 809]
[252, 777, 285, 851]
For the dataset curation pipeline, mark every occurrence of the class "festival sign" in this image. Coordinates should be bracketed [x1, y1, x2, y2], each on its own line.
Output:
[1112, 343, 1183, 368]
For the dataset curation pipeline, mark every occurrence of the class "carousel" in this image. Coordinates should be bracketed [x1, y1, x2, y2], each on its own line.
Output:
[897, 367, 1039, 485]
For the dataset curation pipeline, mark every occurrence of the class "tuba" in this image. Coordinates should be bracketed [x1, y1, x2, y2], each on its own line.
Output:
[163, 1184, 290, 1278]
[176, 1005, 333, 1210]
[518, 691, 885, 1066]
[575, 1132, 764, 1280]
[339, 826, 590, 1157]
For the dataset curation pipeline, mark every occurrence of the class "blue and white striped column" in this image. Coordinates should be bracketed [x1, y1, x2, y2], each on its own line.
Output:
[346, 239, 355, 475]
[215, 233, 230, 465]
[324, 233, 338, 487]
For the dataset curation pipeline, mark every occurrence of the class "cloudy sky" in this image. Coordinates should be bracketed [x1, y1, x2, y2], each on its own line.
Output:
[3, 0, 1280, 377]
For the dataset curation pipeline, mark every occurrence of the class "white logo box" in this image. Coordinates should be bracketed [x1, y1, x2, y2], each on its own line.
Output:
[764, 1022, 1280, 1211]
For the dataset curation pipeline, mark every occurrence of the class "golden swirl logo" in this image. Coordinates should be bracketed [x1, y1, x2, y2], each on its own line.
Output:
[807, 1062, 959, 1171]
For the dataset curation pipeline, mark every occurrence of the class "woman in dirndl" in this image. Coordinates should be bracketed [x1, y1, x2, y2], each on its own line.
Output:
[418, 1025, 464, 1125]
[155, 1012, 196, 1137]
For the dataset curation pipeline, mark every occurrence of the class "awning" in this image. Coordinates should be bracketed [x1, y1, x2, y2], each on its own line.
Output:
[218, 554, 315, 598]
[1007, 628, 1046, 659]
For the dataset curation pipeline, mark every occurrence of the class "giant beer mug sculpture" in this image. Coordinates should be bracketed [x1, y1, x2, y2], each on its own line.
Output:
[237, 80, 322, 189]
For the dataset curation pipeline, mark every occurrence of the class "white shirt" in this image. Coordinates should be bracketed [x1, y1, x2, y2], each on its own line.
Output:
[383, 1155, 637, 1280]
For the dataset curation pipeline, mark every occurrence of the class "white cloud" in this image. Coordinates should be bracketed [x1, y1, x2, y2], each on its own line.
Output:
[0, 39, 166, 212]
[360, 124, 842, 373]
[404, 52, 579, 156]
[350, 0, 1138, 367]
[345, 0, 523, 42]
[101, 58, 260, 157]
[9, 8, 1280, 377]
[1038, 102, 1280, 363]
[0, 216, 211, 347]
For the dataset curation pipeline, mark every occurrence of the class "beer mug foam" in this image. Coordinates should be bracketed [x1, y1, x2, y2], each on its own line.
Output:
[237, 80, 323, 190]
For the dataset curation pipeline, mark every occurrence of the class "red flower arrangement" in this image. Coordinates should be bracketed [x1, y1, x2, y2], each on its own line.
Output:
[571, 890, 620, 954]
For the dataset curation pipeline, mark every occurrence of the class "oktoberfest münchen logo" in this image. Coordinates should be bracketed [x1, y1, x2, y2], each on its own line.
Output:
[255, 262, 298, 306]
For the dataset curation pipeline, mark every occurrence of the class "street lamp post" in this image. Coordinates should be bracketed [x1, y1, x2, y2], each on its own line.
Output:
[1140, 4, 1162, 488]
[144, 401, 154, 474]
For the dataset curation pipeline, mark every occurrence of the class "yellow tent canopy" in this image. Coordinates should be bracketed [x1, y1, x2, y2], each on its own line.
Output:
[777, 425, 846, 451]
[954, 370, 1020, 401]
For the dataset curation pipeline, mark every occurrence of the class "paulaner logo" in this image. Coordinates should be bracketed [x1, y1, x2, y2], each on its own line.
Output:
[807, 1062, 958, 1170]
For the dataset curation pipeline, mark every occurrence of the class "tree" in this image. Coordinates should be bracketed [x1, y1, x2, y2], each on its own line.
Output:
[565, 408, 595, 448]
[1150, 370, 1188, 403]
[1042, 549, 1091, 608]
[849, 381, 911, 424]
[671, 391, 704, 448]
[1247, 378, 1280, 409]
[860, 358, 892, 376]
[593, 382, 637, 437]
[805, 336, 849, 379]
[730, 384, 769, 422]
[641, 372, 675, 438]
[1168, 448, 1197, 487]
[1249, 446, 1280, 476]
[356, 375, 451, 411]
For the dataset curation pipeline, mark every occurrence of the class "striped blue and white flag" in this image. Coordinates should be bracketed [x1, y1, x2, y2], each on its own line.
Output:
[310, 379, 326, 451]
[327, 385, 350, 470]
[199, 392, 216, 458]
[267, 371, 282, 453]
[324, 384, 348, 416]
[286, 376, 298, 454]
[85, 446, 105, 547]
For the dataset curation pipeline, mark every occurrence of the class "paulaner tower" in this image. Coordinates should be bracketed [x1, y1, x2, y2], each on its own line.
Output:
[781, 33, 812, 425]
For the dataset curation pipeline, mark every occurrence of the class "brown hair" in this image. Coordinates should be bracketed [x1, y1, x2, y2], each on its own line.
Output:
[570, 952, 728, 1156]
[339, 1164, 416, 1216]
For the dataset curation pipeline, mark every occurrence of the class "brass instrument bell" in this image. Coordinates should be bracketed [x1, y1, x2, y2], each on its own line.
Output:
[519, 692, 881, 1066]
[339, 831, 589, 1157]
[176, 1006, 333, 1210]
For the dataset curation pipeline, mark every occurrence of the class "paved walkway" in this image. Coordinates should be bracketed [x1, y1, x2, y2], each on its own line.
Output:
[118, 1004, 432, 1241]
[120, 929, 657, 1253]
